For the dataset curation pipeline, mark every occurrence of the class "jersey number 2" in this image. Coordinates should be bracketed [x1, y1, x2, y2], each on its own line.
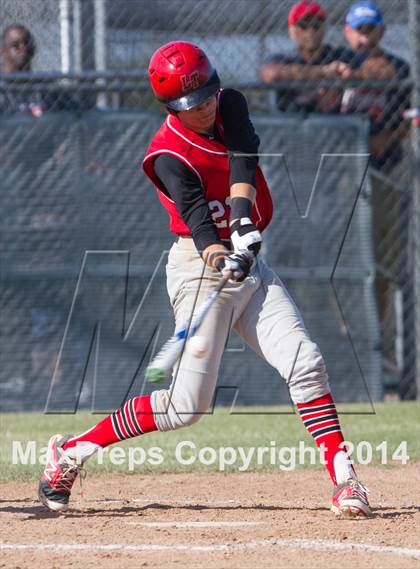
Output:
[209, 197, 231, 229]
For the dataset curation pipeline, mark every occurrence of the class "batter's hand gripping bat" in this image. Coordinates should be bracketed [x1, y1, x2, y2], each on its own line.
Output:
[145, 275, 229, 383]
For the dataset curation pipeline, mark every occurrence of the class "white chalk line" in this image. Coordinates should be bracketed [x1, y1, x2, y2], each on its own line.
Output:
[1, 539, 419, 558]
[131, 498, 239, 505]
[125, 521, 263, 528]
[88, 498, 311, 508]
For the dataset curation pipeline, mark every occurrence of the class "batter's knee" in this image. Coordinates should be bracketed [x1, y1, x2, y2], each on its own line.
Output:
[287, 340, 331, 404]
[151, 388, 208, 432]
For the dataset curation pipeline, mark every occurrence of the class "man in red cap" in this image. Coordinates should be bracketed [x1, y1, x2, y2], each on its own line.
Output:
[260, 1, 360, 113]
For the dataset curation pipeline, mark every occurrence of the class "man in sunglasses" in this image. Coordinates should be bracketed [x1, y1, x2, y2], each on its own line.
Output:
[342, 1, 410, 172]
[260, 1, 359, 114]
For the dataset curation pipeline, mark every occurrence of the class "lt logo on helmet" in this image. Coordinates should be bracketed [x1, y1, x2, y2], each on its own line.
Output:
[180, 71, 200, 93]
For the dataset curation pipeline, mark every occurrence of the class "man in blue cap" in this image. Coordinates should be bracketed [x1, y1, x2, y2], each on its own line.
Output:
[343, 2, 411, 385]
[342, 1, 410, 171]
[345, 1, 385, 53]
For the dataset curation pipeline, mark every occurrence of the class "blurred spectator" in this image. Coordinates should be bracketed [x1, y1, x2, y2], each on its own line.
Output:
[0, 25, 83, 400]
[0, 23, 79, 115]
[341, 1, 411, 172]
[260, 1, 360, 114]
[342, 2, 412, 384]
[1, 23, 34, 72]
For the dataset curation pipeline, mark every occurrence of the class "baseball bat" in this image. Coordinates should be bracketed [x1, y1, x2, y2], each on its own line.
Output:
[145, 275, 230, 383]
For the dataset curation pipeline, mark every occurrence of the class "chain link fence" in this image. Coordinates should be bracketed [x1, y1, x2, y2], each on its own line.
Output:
[0, 0, 418, 409]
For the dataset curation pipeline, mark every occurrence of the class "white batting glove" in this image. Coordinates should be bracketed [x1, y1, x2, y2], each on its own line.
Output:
[230, 217, 262, 255]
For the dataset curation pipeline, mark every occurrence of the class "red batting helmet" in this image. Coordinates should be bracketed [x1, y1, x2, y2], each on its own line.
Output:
[148, 41, 220, 112]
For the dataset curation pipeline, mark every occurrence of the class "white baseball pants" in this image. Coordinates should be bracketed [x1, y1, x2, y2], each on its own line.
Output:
[151, 237, 330, 432]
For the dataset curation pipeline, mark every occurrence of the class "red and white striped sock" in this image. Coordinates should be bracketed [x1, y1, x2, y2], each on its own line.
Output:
[62, 395, 157, 459]
[296, 393, 355, 485]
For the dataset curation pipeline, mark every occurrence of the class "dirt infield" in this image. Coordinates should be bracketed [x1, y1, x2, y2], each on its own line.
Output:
[1, 465, 419, 568]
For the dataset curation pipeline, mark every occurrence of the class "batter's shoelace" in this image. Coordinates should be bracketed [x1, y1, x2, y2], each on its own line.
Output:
[348, 479, 370, 502]
[54, 461, 86, 494]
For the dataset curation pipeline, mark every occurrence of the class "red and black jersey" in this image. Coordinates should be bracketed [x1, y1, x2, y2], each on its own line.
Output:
[142, 90, 273, 241]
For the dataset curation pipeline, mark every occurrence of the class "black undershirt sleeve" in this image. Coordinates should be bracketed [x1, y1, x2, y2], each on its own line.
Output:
[154, 154, 223, 253]
[219, 88, 260, 187]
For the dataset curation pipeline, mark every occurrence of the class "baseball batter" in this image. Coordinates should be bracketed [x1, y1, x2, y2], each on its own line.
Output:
[38, 41, 371, 518]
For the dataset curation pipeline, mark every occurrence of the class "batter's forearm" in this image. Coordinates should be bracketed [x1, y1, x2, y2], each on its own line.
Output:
[230, 183, 256, 225]
[230, 182, 256, 201]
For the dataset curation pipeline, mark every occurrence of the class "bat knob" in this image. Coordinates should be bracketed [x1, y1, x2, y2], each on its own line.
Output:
[145, 367, 167, 384]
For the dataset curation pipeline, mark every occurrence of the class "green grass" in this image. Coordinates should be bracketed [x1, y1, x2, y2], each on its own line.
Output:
[1, 402, 419, 481]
